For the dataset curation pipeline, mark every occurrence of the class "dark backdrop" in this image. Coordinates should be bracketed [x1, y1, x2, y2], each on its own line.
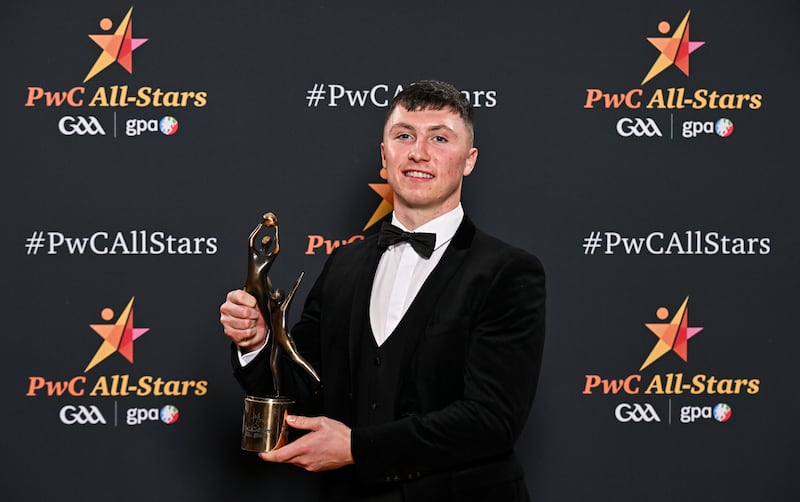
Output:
[2, 1, 796, 500]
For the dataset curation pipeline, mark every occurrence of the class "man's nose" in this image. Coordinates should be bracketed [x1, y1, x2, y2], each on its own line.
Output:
[408, 139, 430, 161]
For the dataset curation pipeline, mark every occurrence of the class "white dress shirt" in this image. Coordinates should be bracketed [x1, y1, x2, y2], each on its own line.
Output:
[369, 204, 463, 346]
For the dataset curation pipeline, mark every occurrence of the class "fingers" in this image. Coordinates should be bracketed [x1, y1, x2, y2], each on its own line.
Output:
[259, 439, 304, 464]
[219, 290, 266, 350]
[227, 289, 258, 308]
[285, 415, 319, 431]
[258, 416, 354, 472]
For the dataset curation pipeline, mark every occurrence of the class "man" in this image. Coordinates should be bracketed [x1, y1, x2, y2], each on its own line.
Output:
[220, 80, 546, 501]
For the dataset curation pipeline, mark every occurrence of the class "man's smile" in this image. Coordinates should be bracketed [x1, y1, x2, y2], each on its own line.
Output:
[403, 170, 434, 179]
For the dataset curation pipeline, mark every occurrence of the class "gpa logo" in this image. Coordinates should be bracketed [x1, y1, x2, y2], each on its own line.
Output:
[681, 118, 734, 138]
[126, 404, 180, 425]
[680, 403, 732, 423]
[125, 116, 180, 137]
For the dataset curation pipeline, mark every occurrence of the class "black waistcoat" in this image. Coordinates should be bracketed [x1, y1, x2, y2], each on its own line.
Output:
[354, 316, 421, 427]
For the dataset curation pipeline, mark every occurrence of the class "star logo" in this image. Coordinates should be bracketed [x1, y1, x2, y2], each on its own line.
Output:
[83, 7, 148, 83]
[641, 10, 705, 85]
[640, 296, 704, 371]
[363, 168, 394, 231]
[85, 297, 150, 372]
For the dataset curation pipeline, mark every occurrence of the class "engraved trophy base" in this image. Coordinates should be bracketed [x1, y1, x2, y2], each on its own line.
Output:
[241, 395, 294, 452]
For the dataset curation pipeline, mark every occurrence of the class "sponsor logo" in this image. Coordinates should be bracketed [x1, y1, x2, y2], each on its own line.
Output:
[85, 297, 149, 372]
[125, 116, 180, 136]
[713, 402, 732, 422]
[681, 118, 735, 138]
[60, 405, 108, 425]
[27, 374, 208, 397]
[25, 86, 208, 108]
[58, 116, 106, 136]
[641, 10, 705, 85]
[680, 403, 732, 423]
[616, 118, 662, 137]
[126, 405, 180, 425]
[584, 88, 761, 111]
[25, 297, 208, 400]
[83, 7, 148, 83]
[640, 297, 702, 371]
[159, 116, 179, 135]
[581, 296, 760, 425]
[160, 404, 180, 424]
[715, 118, 734, 137]
[615, 403, 661, 423]
[582, 10, 763, 140]
[24, 7, 208, 138]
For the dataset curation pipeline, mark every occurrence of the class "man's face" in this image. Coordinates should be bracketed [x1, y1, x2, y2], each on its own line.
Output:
[380, 105, 478, 222]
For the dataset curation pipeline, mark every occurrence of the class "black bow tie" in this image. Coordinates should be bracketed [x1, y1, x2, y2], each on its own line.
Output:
[377, 222, 436, 258]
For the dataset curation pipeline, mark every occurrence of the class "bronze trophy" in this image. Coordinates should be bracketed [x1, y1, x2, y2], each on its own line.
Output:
[240, 212, 321, 452]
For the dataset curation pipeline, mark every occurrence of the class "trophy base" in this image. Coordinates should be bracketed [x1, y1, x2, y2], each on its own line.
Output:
[241, 395, 294, 452]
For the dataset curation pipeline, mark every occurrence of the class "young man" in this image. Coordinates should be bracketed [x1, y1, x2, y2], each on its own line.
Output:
[220, 80, 546, 501]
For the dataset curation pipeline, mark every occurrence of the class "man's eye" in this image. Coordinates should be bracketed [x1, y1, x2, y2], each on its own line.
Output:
[396, 133, 412, 140]
[433, 135, 448, 143]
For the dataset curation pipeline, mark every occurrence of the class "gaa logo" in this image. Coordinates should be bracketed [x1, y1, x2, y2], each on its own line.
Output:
[616, 118, 663, 137]
[58, 116, 106, 136]
[614, 402, 661, 423]
[59, 405, 107, 425]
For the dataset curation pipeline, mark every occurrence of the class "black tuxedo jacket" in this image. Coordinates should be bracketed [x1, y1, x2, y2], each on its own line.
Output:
[233, 215, 546, 501]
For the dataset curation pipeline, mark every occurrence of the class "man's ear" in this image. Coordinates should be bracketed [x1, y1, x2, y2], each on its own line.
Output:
[463, 147, 478, 177]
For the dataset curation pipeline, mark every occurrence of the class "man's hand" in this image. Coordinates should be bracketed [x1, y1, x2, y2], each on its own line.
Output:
[259, 415, 354, 472]
[220, 289, 267, 353]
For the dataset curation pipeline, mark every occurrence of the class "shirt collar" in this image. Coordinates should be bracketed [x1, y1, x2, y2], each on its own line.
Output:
[391, 204, 464, 251]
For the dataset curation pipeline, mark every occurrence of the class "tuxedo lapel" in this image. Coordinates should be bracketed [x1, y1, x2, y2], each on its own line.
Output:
[347, 241, 382, 390]
[390, 216, 476, 338]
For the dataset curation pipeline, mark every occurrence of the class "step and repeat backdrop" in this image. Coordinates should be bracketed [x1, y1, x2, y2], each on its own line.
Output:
[2, 1, 796, 500]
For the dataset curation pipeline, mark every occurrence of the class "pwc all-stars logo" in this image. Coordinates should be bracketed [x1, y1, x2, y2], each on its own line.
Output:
[582, 295, 760, 398]
[640, 296, 703, 371]
[26, 296, 208, 399]
[85, 296, 150, 372]
[583, 8, 762, 142]
[24, 4, 207, 140]
[83, 7, 149, 83]
[640, 11, 705, 85]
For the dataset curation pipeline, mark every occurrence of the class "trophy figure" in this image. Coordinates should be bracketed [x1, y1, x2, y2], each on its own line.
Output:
[240, 212, 321, 452]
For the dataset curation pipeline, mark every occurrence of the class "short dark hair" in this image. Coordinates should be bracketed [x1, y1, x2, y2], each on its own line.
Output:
[385, 80, 474, 134]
